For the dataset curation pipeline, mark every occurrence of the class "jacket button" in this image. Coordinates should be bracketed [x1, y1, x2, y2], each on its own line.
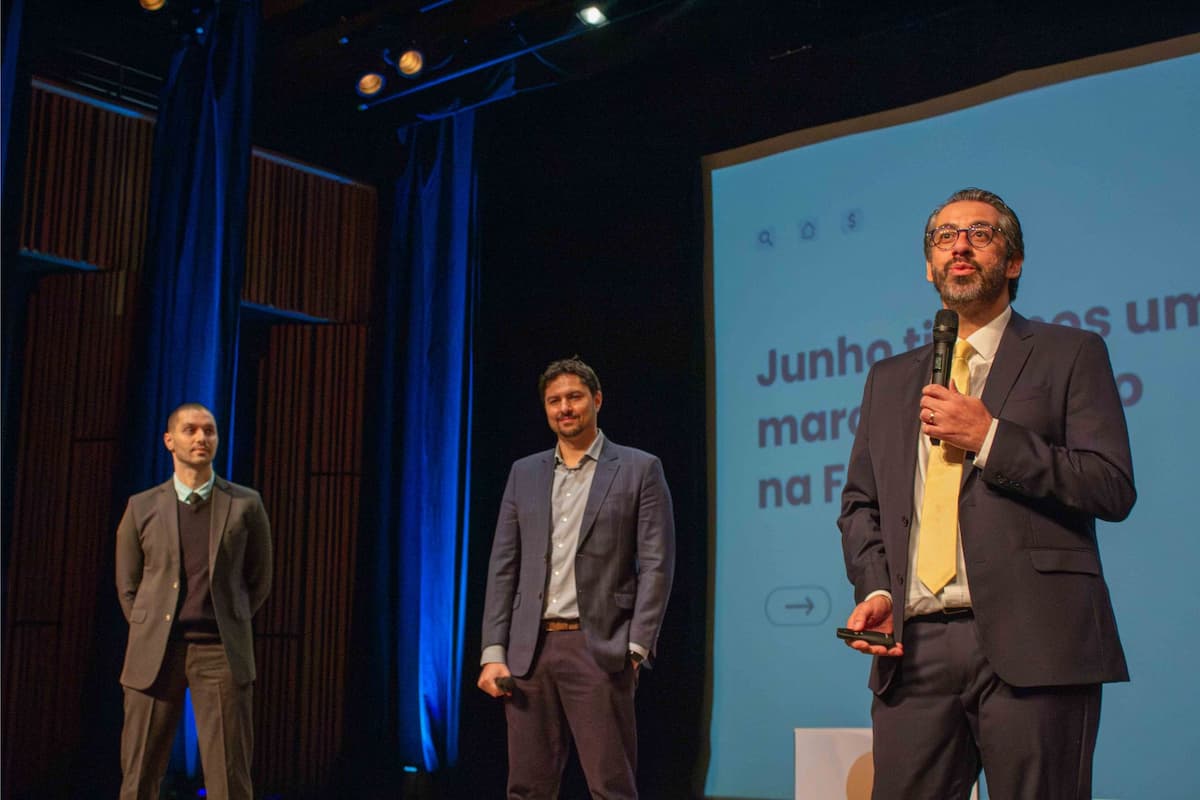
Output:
[901, 516, 910, 527]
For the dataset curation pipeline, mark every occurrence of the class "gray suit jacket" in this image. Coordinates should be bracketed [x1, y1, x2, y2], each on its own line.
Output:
[840, 311, 1134, 692]
[115, 476, 273, 689]
[482, 438, 676, 676]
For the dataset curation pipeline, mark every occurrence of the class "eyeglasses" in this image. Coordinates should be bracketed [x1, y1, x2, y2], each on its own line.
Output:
[927, 223, 1003, 250]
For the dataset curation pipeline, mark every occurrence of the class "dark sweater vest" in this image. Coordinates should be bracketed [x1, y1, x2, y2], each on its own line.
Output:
[176, 496, 220, 641]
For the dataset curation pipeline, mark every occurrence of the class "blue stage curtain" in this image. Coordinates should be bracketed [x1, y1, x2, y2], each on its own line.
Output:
[361, 110, 477, 775]
[125, 0, 257, 488]
[2, 0, 23, 191]
[121, 0, 259, 779]
[2, 0, 28, 497]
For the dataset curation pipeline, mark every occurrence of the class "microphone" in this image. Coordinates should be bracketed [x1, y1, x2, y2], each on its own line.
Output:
[929, 309, 958, 445]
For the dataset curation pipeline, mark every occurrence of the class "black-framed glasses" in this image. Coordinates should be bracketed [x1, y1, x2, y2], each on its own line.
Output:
[927, 223, 1003, 250]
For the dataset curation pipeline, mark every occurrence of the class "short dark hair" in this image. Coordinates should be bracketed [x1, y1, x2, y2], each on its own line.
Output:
[166, 402, 216, 432]
[538, 356, 601, 399]
[924, 187, 1024, 301]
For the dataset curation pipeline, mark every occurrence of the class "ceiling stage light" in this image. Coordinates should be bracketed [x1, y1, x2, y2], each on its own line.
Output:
[139, 0, 167, 11]
[356, 72, 386, 97]
[397, 49, 424, 78]
[577, 5, 608, 26]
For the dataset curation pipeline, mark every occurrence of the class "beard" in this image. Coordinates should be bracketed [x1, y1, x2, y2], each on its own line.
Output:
[932, 256, 1010, 308]
[554, 415, 585, 437]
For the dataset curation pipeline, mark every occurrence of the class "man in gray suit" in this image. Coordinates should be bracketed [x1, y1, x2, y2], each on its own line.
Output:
[478, 357, 675, 799]
[115, 402, 272, 800]
[838, 188, 1135, 799]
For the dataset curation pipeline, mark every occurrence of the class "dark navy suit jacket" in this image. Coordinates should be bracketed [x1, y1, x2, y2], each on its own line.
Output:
[482, 438, 675, 676]
[839, 311, 1134, 693]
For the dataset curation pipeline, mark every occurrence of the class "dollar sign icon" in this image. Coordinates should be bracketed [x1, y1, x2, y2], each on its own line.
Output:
[842, 208, 863, 234]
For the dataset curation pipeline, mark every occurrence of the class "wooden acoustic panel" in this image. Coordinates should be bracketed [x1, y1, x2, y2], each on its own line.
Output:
[3, 273, 135, 795]
[251, 324, 367, 795]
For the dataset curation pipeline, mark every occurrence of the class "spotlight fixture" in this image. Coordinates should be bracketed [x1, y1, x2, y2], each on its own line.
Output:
[356, 72, 386, 98]
[396, 48, 425, 78]
[139, 0, 167, 10]
[576, 5, 608, 26]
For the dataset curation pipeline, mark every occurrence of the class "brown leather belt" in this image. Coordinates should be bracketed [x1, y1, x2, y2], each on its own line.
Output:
[543, 619, 581, 632]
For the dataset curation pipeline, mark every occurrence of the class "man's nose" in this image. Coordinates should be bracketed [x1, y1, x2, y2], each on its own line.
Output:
[951, 230, 973, 255]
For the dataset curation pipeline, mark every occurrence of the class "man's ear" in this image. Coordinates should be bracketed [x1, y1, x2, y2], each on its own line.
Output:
[1006, 255, 1024, 280]
[163, 431, 174, 452]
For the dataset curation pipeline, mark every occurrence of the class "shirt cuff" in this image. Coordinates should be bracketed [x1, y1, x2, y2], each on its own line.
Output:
[864, 589, 893, 605]
[480, 644, 507, 667]
[973, 417, 1000, 468]
[628, 642, 649, 660]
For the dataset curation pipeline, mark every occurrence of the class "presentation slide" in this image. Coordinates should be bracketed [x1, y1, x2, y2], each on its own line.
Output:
[705, 44, 1199, 799]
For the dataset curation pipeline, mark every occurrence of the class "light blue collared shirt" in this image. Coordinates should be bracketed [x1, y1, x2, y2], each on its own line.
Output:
[173, 473, 216, 503]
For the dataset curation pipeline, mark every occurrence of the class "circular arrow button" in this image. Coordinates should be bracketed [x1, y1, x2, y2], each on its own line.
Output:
[764, 586, 832, 626]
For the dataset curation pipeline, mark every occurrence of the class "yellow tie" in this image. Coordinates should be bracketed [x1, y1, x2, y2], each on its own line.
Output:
[917, 340, 974, 595]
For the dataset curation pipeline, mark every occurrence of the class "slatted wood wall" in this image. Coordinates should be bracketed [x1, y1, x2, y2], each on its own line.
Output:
[3, 272, 137, 793]
[5, 80, 378, 797]
[245, 153, 376, 323]
[20, 82, 155, 272]
[252, 324, 367, 795]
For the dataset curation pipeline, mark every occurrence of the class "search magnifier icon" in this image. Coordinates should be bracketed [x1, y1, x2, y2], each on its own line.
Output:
[757, 229, 775, 248]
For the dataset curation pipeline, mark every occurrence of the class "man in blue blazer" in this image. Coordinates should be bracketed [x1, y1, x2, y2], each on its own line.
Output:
[116, 403, 272, 800]
[839, 189, 1134, 799]
[479, 357, 675, 799]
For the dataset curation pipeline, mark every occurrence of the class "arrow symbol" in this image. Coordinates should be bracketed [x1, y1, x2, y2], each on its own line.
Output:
[785, 596, 814, 615]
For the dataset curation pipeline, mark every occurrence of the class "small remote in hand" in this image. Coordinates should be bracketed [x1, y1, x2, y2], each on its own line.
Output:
[836, 627, 896, 648]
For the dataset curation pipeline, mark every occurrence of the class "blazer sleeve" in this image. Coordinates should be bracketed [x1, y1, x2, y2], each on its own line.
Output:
[481, 466, 521, 652]
[115, 499, 144, 622]
[838, 364, 892, 602]
[630, 456, 676, 660]
[983, 332, 1136, 522]
[244, 492, 273, 615]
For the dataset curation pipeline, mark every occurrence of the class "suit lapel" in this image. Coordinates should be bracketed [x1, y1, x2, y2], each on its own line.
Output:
[962, 311, 1033, 491]
[981, 311, 1034, 414]
[533, 450, 556, 544]
[209, 478, 233, 570]
[578, 442, 620, 550]
[156, 479, 181, 565]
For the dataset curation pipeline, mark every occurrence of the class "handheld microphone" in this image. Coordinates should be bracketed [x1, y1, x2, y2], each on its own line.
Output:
[929, 309, 958, 445]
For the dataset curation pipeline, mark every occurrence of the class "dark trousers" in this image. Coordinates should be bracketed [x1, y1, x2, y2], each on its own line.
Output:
[505, 630, 638, 800]
[119, 640, 255, 800]
[870, 614, 1101, 800]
